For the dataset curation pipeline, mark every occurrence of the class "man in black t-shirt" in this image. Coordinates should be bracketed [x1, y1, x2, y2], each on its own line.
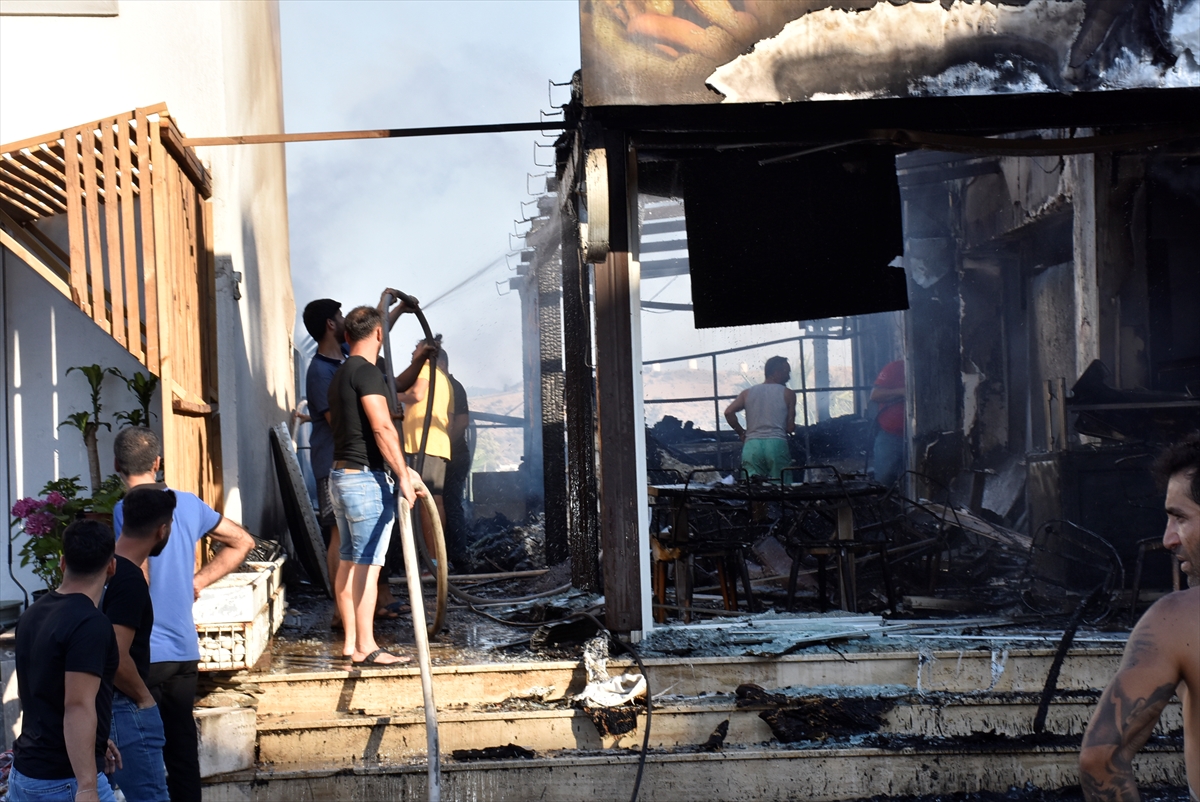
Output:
[327, 305, 420, 666]
[11, 520, 120, 802]
[104, 487, 176, 802]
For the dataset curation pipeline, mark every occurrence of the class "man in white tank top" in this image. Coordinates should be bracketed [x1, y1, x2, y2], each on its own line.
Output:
[724, 356, 797, 482]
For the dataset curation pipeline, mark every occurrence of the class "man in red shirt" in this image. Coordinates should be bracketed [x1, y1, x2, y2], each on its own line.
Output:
[870, 360, 906, 487]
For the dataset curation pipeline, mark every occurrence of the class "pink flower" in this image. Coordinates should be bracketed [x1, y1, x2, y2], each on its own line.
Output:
[10, 498, 45, 519]
[44, 491, 68, 508]
[22, 511, 58, 537]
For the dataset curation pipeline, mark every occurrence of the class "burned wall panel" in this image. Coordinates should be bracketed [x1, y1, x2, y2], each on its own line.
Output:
[1070, 154, 1103, 384]
[907, 264, 965, 492]
[959, 256, 1011, 461]
[1146, 156, 1200, 393]
[1029, 261, 1077, 448]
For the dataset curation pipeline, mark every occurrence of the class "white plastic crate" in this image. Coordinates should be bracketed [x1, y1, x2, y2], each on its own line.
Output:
[193, 559, 284, 625]
[195, 557, 286, 671]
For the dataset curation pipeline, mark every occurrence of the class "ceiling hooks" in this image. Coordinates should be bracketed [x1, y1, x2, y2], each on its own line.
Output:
[533, 140, 555, 168]
[548, 78, 573, 110]
[527, 172, 553, 195]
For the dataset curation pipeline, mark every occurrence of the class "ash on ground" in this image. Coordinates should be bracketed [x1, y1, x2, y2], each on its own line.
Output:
[467, 512, 545, 572]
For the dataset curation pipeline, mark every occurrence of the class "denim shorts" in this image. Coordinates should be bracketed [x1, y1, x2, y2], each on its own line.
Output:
[329, 468, 395, 566]
[7, 766, 116, 802]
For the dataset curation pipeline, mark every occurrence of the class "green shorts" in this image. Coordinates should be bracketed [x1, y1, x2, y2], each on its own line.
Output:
[740, 438, 792, 482]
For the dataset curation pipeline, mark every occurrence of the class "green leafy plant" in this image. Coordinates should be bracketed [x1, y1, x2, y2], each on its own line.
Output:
[112, 369, 159, 429]
[61, 365, 118, 491]
[88, 475, 126, 516]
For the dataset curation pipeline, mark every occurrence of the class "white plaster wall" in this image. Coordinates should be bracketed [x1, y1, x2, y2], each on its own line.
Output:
[1, 248, 161, 599]
[0, 1, 295, 544]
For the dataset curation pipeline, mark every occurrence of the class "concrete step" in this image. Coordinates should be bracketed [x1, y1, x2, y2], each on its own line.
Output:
[248, 648, 1125, 717]
[204, 740, 1187, 802]
[254, 690, 1184, 769]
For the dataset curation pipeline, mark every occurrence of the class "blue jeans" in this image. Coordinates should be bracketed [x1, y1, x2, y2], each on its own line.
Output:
[873, 430, 905, 487]
[330, 468, 395, 566]
[108, 692, 169, 802]
[7, 767, 116, 802]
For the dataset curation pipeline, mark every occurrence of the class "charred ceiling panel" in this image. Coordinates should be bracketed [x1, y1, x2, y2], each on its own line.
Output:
[1146, 156, 1200, 393]
[582, 0, 1199, 107]
[682, 145, 906, 328]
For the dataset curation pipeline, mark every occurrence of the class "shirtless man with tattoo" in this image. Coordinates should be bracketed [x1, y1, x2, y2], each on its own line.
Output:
[1080, 433, 1200, 801]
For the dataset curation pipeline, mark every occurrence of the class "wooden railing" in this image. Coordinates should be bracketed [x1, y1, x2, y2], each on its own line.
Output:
[0, 105, 223, 506]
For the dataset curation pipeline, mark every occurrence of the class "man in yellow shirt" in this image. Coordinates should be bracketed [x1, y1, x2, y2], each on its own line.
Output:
[397, 343, 453, 562]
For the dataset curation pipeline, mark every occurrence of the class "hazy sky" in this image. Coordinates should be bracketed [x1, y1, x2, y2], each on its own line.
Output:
[279, 0, 813, 414]
[280, 0, 580, 392]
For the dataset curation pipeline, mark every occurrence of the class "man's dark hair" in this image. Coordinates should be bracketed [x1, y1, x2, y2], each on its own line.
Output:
[303, 299, 341, 343]
[62, 519, 115, 576]
[765, 356, 789, 379]
[344, 305, 383, 343]
[114, 427, 161, 475]
[1153, 431, 1200, 504]
[121, 487, 177, 539]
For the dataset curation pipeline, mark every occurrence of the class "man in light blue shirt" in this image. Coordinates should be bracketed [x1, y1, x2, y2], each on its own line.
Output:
[112, 427, 253, 802]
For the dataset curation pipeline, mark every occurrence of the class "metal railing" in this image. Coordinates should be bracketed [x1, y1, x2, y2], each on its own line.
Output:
[643, 328, 875, 470]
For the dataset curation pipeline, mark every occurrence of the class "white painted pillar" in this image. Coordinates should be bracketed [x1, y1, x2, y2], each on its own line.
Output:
[629, 258, 653, 639]
[1070, 153, 1101, 382]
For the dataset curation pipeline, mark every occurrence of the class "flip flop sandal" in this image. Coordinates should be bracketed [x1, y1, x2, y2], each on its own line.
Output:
[380, 601, 410, 616]
[352, 648, 411, 667]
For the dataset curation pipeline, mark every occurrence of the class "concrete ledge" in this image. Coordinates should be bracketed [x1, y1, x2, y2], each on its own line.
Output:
[248, 648, 1126, 717]
[254, 693, 1183, 768]
[197, 707, 256, 778]
[203, 741, 1187, 801]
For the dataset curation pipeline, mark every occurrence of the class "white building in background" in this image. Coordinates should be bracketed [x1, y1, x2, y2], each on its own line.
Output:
[0, 0, 296, 599]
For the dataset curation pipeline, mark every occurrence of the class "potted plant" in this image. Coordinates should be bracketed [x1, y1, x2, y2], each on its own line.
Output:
[10, 476, 125, 592]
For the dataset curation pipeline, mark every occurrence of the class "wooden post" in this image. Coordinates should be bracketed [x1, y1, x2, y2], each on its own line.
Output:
[534, 203, 568, 566]
[117, 114, 141, 361]
[136, 109, 160, 373]
[63, 128, 89, 312]
[100, 117, 126, 347]
[519, 256, 542, 517]
[593, 129, 648, 638]
[559, 151, 601, 592]
[201, 199, 223, 510]
[81, 124, 107, 330]
[149, 120, 176, 487]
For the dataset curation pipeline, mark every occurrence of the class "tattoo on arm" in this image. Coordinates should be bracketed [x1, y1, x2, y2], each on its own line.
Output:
[1079, 677, 1177, 801]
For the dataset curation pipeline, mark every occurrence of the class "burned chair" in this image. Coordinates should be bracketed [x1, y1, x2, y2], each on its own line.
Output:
[649, 469, 763, 623]
[649, 466, 905, 620]
[774, 467, 898, 614]
[1022, 519, 1124, 624]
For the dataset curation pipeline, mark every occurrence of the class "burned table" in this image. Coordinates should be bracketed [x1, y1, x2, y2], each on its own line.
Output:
[648, 470, 896, 621]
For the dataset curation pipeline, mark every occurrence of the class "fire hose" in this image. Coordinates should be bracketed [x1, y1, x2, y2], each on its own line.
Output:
[381, 291, 444, 801]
